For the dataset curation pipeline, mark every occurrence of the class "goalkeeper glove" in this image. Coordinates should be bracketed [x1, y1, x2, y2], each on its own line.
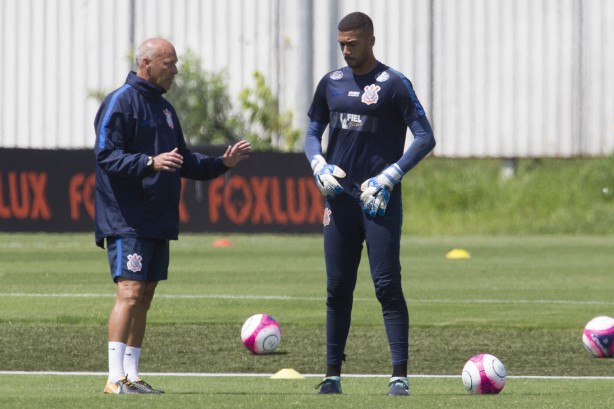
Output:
[360, 163, 404, 217]
[311, 155, 346, 198]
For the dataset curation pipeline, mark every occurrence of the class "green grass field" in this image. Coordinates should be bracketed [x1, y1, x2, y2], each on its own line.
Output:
[1, 233, 613, 408]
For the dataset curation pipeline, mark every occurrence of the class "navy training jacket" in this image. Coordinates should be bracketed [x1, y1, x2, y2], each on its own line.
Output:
[94, 72, 229, 248]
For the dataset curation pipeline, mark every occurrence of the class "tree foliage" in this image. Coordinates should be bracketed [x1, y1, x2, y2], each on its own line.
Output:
[239, 71, 301, 151]
[90, 51, 301, 151]
[165, 51, 244, 146]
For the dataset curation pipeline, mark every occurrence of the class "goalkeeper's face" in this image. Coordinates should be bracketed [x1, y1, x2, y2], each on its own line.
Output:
[338, 30, 375, 74]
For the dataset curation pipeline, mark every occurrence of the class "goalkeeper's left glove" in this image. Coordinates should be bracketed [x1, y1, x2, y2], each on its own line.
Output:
[360, 164, 404, 217]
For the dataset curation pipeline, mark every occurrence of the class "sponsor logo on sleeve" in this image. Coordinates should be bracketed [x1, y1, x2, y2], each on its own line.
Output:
[329, 71, 344, 80]
[376, 71, 390, 82]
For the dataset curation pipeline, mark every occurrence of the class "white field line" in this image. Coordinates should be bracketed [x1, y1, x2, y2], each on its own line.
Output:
[0, 292, 613, 306]
[0, 371, 613, 380]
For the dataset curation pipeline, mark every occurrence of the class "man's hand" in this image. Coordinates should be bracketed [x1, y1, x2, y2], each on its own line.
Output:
[152, 148, 183, 172]
[311, 155, 346, 198]
[222, 140, 252, 167]
[359, 164, 404, 217]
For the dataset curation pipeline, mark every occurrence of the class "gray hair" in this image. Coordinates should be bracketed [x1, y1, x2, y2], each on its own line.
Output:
[135, 41, 156, 67]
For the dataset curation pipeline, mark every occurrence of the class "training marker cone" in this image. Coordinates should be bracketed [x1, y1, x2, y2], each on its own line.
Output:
[271, 368, 304, 379]
[212, 238, 233, 248]
[446, 248, 471, 259]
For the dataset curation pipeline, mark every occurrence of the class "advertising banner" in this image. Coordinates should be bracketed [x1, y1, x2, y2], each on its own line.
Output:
[0, 148, 324, 234]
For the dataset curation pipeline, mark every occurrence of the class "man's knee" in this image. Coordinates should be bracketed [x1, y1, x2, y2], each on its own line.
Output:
[116, 279, 147, 306]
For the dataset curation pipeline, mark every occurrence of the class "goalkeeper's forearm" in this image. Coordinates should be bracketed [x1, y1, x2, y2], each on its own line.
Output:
[396, 115, 436, 174]
[304, 119, 328, 162]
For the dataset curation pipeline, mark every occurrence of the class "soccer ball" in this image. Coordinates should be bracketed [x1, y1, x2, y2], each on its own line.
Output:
[241, 313, 281, 355]
[582, 316, 614, 358]
[462, 353, 507, 394]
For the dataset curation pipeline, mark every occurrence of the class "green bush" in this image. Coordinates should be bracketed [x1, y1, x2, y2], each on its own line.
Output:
[403, 156, 614, 235]
[166, 51, 244, 146]
[91, 51, 300, 151]
[168, 54, 300, 150]
[239, 71, 301, 151]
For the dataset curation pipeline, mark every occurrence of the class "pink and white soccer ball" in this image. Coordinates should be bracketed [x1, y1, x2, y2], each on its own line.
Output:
[241, 314, 281, 355]
[582, 316, 614, 358]
[462, 353, 507, 394]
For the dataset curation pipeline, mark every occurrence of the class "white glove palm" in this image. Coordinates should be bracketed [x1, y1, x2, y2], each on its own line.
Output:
[360, 164, 404, 217]
[311, 155, 346, 198]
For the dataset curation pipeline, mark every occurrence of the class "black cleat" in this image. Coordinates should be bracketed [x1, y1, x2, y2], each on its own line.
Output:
[315, 376, 342, 394]
[386, 377, 410, 396]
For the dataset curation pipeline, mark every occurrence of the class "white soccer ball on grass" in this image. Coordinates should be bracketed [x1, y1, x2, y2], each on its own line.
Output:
[462, 353, 507, 394]
[582, 315, 614, 358]
[241, 313, 281, 355]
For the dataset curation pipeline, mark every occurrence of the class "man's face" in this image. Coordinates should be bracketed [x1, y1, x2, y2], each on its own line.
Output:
[146, 45, 178, 91]
[338, 30, 374, 71]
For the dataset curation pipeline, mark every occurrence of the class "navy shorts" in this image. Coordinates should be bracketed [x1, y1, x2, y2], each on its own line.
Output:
[106, 237, 170, 282]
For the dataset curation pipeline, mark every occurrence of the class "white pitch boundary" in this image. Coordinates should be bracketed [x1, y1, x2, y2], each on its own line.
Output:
[1, 371, 614, 380]
[0, 292, 613, 306]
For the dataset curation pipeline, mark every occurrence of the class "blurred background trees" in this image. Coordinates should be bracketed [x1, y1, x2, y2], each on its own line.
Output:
[91, 50, 302, 151]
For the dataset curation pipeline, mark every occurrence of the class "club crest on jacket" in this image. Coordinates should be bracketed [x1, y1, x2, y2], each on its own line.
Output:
[163, 109, 174, 129]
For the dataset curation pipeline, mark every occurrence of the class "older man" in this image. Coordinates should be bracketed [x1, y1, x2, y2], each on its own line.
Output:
[94, 38, 251, 394]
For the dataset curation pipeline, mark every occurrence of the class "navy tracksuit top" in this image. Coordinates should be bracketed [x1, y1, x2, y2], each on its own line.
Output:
[93, 72, 228, 247]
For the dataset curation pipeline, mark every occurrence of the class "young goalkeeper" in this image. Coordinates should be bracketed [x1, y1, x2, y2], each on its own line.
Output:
[305, 11, 436, 396]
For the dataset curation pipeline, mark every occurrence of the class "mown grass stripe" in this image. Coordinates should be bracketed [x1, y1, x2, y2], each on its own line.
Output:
[0, 292, 613, 306]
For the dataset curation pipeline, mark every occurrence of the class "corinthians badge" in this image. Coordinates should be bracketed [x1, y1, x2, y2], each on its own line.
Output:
[163, 108, 174, 129]
[361, 84, 381, 105]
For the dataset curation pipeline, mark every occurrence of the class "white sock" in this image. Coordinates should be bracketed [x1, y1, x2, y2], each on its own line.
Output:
[124, 346, 142, 382]
[108, 342, 126, 383]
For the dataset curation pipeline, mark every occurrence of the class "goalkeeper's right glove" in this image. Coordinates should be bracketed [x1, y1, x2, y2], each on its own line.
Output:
[310, 155, 346, 198]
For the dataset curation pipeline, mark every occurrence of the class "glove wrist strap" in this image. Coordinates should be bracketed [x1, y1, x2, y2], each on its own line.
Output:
[380, 163, 404, 187]
[310, 154, 327, 174]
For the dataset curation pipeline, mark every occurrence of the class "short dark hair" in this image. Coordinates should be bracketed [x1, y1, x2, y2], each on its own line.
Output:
[337, 12, 374, 35]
